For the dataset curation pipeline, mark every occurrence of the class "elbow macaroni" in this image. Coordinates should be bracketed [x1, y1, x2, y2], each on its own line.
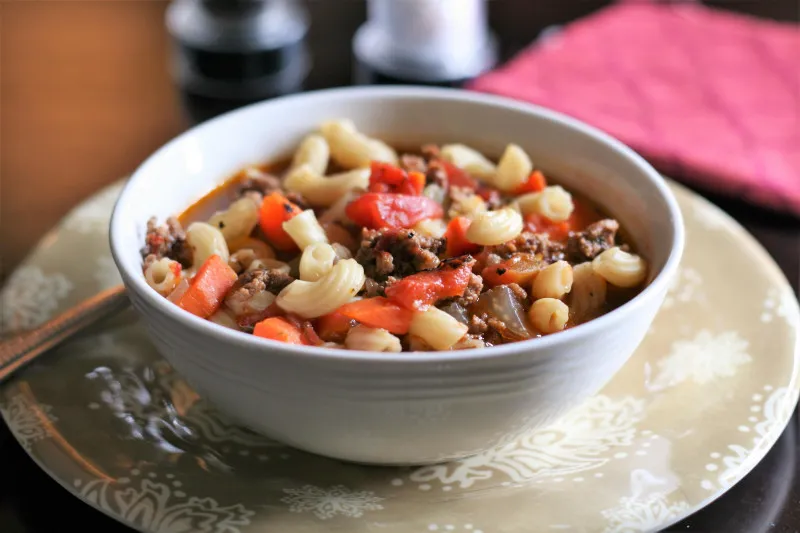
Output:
[465, 207, 524, 245]
[276, 258, 366, 318]
[494, 144, 533, 192]
[592, 247, 648, 288]
[186, 222, 230, 266]
[290, 133, 330, 175]
[209, 309, 240, 331]
[207, 196, 260, 243]
[299, 242, 338, 282]
[283, 164, 369, 207]
[440, 143, 497, 180]
[532, 261, 574, 300]
[282, 210, 329, 250]
[409, 306, 469, 350]
[247, 258, 291, 274]
[144, 257, 182, 296]
[413, 218, 448, 239]
[529, 298, 570, 334]
[320, 119, 398, 169]
[516, 186, 574, 222]
[345, 325, 402, 352]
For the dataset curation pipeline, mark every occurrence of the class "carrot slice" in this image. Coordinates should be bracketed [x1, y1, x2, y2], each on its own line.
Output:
[258, 191, 302, 251]
[338, 297, 414, 335]
[253, 316, 311, 345]
[177, 254, 238, 318]
[315, 310, 356, 343]
[513, 170, 547, 195]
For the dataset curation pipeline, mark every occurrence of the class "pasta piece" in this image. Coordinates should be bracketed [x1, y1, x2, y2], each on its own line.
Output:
[440, 143, 496, 180]
[207, 196, 260, 243]
[515, 185, 574, 222]
[345, 325, 402, 352]
[290, 133, 330, 175]
[186, 222, 230, 267]
[447, 187, 487, 220]
[299, 242, 338, 282]
[451, 335, 486, 350]
[532, 260, 574, 300]
[144, 257, 182, 296]
[592, 247, 647, 288]
[529, 298, 569, 334]
[413, 218, 448, 239]
[247, 258, 291, 274]
[228, 237, 275, 259]
[409, 306, 469, 350]
[319, 119, 398, 169]
[494, 143, 533, 192]
[209, 309, 240, 331]
[283, 164, 369, 207]
[282, 209, 329, 250]
[569, 262, 607, 322]
[275, 258, 366, 318]
[465, 207, 524, 246]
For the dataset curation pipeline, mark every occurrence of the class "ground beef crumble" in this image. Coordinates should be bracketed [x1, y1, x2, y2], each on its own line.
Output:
[566, 219, 619, 263]
[485, 232, 565, 264]
[231, 268, 294, 297]
[355, 228, 444, 281]
[141, 216, 193, 267]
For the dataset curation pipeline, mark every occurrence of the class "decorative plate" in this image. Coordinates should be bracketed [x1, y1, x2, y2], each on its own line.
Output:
[2, 179, 798, 533]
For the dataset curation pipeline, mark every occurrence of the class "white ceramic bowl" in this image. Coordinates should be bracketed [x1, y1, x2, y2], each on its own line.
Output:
[110, 86, 684, 465]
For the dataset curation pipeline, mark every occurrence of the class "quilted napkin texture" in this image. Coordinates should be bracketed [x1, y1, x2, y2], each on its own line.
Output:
[468, 1, 800, 216]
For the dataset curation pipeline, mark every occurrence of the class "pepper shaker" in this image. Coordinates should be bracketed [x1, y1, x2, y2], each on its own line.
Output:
[166, 0, 311, 124]
[352, 0, 498, 86]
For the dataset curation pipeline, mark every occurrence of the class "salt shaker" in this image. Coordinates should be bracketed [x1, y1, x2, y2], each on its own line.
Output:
[352, 0, 498, 86]
[166, 0, 311, 123]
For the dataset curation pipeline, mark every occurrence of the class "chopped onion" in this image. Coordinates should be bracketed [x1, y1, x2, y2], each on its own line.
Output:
[440, 302, 469, 325]
[470, 285, 536, 341]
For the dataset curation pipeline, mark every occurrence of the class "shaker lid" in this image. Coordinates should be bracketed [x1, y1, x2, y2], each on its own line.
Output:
[166, 0, 309, 52]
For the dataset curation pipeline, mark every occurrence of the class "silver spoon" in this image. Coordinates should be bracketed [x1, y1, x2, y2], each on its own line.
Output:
[0, 285, 130, 383]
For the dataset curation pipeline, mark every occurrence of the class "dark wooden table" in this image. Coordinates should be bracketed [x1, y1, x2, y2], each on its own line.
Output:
[2, 1, 799, 531]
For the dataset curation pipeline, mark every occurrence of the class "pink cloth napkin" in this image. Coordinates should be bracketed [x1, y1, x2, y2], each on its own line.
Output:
[468, 1, 800, 216]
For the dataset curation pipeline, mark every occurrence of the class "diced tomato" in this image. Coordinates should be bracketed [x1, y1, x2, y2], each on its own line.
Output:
[177, 255, 238, 318]
[253, 317, 311, 345]
[385, 258, 474, 311]
[481, 253, 545, 287]
[338, 297, 414, 334]
[441, 160, 479, 189]
[444, 216, 481, 258]
[315, 310, 357, 342]
[368, 162, 425, 195]
[513, 170, 547, 195]
[345, 193, 443, 230]
[258, 191, 302, 251]
[524, 213, 572, 242]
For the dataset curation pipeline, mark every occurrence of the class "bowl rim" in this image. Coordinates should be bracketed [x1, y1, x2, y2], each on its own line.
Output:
[110, 85, 685, 364]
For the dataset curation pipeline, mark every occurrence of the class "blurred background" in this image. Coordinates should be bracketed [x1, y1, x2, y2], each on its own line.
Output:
[2, 0, 798, 282]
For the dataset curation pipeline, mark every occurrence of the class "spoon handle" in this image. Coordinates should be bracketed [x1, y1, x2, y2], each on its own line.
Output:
[0, 284, 130, 383]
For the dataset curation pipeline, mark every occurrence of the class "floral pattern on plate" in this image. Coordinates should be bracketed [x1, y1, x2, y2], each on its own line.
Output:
[1, 179, 798, 533]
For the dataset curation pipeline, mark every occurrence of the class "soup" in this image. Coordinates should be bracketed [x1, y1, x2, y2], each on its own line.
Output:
[139, 119, 648, 352]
